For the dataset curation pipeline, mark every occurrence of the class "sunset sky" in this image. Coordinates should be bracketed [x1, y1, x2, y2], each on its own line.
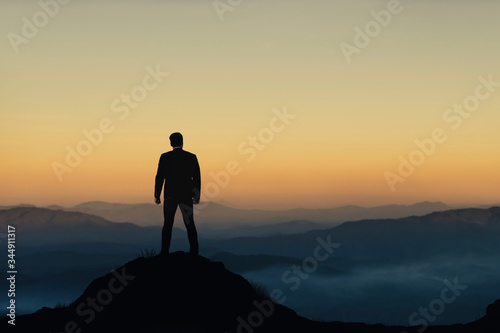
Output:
[1, 0, 500, 209]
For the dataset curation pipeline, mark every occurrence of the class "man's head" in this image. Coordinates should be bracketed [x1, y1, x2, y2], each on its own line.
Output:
[169, 132, 183, 148]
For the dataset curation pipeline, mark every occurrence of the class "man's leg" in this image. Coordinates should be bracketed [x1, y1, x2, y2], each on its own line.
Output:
[179, 200, 199, 255]
[162, 198, 177, 255]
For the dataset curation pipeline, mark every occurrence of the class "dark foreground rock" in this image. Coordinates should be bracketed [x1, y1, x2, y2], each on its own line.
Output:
[3, 252, 499, 333]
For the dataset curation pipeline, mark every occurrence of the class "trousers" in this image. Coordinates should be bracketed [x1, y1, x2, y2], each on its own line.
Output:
[161, 197, 199, 255]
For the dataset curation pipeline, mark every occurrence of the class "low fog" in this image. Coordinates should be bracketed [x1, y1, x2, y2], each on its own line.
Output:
[242, 255, 500, 325]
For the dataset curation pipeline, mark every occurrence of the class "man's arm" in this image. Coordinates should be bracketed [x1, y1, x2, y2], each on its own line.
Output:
[154, 155, 165, 204]
[192, 155, 201, 204]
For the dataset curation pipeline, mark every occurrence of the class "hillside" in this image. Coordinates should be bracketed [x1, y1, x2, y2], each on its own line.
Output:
[8, 252, 312, 333]
[4, 252, 499, 333]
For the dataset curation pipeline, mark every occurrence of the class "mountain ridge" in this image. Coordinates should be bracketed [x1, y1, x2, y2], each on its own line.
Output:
[6, 203, 500, 232]
[3, 206, 500, 327]
[206, 206, 500, 265]
[1, 200, 456, 227]
[3, 206, 500, 246]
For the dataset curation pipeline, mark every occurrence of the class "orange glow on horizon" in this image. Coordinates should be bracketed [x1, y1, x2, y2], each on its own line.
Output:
[1, 1, 500, 208]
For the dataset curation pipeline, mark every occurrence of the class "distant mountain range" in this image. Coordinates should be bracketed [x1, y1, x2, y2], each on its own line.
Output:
[3, 205, 500, 269]
[0, 207, 161, 246]
[4, 200, 458, 226]
[2, 205, 500, 324]
[208, 207, 500, 264]
[2, 205, 500, 251]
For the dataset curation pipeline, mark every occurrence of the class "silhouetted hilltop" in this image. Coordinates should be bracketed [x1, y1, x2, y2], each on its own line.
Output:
[5, 252, 499, 333]
[10, 252, 311, 333]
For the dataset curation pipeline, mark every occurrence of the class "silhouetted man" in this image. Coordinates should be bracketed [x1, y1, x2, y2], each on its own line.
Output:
[155, 132, 201, 255]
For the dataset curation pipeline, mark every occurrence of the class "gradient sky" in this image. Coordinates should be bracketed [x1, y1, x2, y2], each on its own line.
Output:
[1, 0, 500, 209]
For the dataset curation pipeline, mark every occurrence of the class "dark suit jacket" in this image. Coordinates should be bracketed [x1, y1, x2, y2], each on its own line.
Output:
[154, 148, 201, 201]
